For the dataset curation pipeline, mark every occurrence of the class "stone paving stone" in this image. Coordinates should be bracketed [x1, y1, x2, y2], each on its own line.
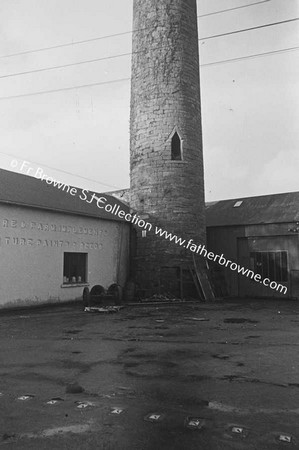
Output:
[144, 413, 165, 423]
[46, 397, 64, 405]
[75, 401, 95, 409]
[277, 434, 293, 444]
[226, 424, 250, 439]
[185, 417, 206, 430]
[17, 395, 35, 401]
[110, 407, 125, 415]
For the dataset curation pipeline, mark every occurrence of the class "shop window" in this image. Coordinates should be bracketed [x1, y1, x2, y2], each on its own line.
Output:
[171, 132, 182, 160]
[63, 253, 87, 284]
[250, 251, 288, 282]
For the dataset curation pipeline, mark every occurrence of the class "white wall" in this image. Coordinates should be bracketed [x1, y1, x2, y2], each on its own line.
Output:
[0, 203, 130, 308]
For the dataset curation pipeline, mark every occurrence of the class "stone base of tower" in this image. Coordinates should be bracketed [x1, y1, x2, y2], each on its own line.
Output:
[133, 264, 197, 300]
[131, 228, 207, 300]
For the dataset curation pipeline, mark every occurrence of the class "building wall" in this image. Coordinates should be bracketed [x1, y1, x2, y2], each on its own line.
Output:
[0, 203, 130, 308]
[130, 0, 206, 294]
[109, 189, 130, 204]
[207, 223, 299, 299]
[207, 225, 245, 297]
[238, 234, 298, 298]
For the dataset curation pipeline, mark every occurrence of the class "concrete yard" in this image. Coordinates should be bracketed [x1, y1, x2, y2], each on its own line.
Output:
[1, 299, 299, 449]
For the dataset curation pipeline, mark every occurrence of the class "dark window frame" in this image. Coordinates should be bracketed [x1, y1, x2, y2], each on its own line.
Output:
[171, 131, 182, 161]
[250, 251, 288, 282]
[63, 252, 88, 284]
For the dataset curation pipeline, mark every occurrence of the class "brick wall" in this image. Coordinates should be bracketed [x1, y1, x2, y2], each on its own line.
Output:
[130, 0, 206, 296]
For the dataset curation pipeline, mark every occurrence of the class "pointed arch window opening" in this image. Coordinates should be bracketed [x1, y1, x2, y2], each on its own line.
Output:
[171, 131, 183, 161]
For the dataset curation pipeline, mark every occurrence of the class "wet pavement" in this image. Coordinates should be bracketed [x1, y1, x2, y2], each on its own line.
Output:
[1, 299, 299, 449]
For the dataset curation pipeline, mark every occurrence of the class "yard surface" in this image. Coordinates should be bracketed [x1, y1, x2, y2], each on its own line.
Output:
[1, 299, 299, 449]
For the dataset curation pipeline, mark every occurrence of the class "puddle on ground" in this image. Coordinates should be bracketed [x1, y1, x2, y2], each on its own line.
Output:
[127, 352, 155, 359]
[221, 375, 241, 382]
[2, 434, 16, 442]
[126, 364, 165, 378]
[122, 347, 136, 355]
[119, 315, 150, 321]
[186, 374, 212, 382]
[211, 354, 230, 360]
[220, 375, 288, 388]
[125, 358, 178, 378]
[128, 326, 152, 330]
[64, 330, 82, 334]
[124, 362, 140, 368]
[224, 318, 259, 324]
[27, 423, 92, 438]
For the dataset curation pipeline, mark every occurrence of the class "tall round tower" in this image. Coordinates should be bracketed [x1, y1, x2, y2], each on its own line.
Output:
[130, 0, 206, 297]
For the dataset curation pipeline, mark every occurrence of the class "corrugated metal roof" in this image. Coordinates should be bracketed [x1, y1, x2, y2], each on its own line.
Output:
[206, 191, 299, 227]
[0, 168, 129, 220]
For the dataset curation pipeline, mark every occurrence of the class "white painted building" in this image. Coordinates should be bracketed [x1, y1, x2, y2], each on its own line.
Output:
[0, 169, 131, 309]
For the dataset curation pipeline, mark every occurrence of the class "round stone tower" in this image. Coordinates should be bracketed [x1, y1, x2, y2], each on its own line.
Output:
[130, 0, 206, 297]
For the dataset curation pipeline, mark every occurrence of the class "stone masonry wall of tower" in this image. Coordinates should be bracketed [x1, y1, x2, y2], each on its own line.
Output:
[130, 0, 206, 295]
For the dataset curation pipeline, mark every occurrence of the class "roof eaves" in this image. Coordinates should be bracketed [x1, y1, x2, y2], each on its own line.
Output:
[0, 198, 127, 222]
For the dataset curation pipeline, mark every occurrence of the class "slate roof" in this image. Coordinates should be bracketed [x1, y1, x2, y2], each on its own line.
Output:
[206, 191, 299, 227]
[2, 169, 298, 227]
[0, 168, 129, 221]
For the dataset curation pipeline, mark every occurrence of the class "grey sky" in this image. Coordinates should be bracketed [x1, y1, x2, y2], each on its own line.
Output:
[0, 0, 298, 201]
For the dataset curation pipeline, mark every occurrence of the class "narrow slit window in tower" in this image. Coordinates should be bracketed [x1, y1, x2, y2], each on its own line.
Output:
[171, 132, 182, 161]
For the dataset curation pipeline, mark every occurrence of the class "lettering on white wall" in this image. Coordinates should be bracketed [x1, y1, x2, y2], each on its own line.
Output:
[1, 237, 102, 249]
[1, 219, 107, 236]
